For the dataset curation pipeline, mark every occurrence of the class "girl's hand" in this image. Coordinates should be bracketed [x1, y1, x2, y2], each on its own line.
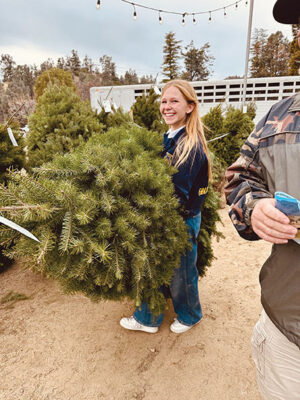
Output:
[251, 198, 298, 244]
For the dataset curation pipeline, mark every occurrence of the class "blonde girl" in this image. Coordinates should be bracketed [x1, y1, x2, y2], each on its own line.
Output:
[120, 80, 210, 334]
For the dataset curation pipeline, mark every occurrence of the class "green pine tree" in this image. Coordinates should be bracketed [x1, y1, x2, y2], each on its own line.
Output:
[34, 68, 76, 99]
[197, 185, 223, 276]
[0, 121, 25, 272]
[288, 24, 300, 75]
[0, 126, 189, 315]
[96, 106, 133, 131]
[0, 122, 25, 184]
[221, 106, 255, 166]
[26, 85, 103, 168]
[132, 89, 167, 133]
[162, 32, 182, 81]
[203, 105, 255, 168]
[181, 41, 214, 81]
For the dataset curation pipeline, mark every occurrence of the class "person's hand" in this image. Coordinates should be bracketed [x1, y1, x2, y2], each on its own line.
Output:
[251, 198, 298, 244]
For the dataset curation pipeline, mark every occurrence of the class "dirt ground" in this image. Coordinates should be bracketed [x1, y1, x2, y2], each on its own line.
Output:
[0, 206, 272, 400]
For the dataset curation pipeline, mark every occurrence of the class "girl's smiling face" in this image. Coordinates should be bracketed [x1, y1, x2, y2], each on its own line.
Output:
[160, 86, 194, 131]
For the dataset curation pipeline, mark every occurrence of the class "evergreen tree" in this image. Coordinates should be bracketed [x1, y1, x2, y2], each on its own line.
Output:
[197, 185, 223, 276]
[0, 54, 16, 82]
[222, 106, 255, 165]
[57, 57, 66, 70]
[12, 64, 36, 98]
[120, 69, 139, 85]
[162, 32, 182, 81]
[99, 55, 119, 85]
[96, 106, 133, 131]
[250, 29, 290, 77]
[0, 126, 189, 315]
[66, 50, 81, 76]
[0, 83, 9, 123]
[82, 55, 94, 74]
[288, 24, 300, 75]
[204, 105, 255, 168]
[132, 89, 167, 133]
[0, 121, 25, 272]
[202, 104, 224, 142]
[40, 58, 55, 73]
[202, 106, 226, 190]
[139, 75, 156, 84]
[26, 85, 103, 168]
[181, 41, 214, 81]
[34, 68, 76, 99]
[0, 122, 25, 184]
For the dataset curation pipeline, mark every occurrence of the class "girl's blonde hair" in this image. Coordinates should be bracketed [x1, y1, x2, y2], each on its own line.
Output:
[161, 79, 212, 180]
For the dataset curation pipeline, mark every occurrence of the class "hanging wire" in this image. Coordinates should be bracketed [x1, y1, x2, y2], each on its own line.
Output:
[192, 13, 196, 25]
[119, 0, 243, 18]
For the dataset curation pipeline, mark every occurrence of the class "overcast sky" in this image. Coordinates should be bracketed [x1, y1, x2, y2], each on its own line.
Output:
[0, 0, 293, 81]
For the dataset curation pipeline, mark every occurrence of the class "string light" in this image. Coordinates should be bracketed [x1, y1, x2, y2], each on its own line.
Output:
[117, 0, 244, 24]
[96, 0, 100, 9]
[133, 4, 137, 20]
[159, 10, 163, 24]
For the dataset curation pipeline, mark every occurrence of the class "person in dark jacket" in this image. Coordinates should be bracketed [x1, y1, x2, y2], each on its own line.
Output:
[225, 1, 300, 398]
[120, 79, 211, 334]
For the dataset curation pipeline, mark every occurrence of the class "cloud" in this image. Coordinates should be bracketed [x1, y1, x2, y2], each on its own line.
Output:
[0, 0, 294, 80]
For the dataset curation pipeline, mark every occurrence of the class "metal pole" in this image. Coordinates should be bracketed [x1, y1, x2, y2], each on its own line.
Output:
[242, 0, 254, 112]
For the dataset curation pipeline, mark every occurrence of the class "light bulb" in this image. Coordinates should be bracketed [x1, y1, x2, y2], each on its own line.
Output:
[224, 8, 227, 18]
[208, 11, 212, 23]
[182, 14, 185, 26]
[235, 2, 238, 10]
[96, 0, 100, 9]
[133, 10, 137, 20]
[193, 14, 196, 25]
[159, 11, 163, 24]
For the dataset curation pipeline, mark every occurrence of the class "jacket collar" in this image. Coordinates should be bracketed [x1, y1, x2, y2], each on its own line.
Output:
[288, 92, 300, 113]
[164, 126, 186, 146]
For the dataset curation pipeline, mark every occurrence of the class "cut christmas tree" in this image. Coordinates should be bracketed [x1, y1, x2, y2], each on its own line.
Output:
[0, 125, 189, 315]
[0, 121, 25, 273]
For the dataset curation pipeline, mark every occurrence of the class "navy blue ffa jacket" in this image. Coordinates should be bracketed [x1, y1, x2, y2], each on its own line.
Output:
[162, 127, 209, 218]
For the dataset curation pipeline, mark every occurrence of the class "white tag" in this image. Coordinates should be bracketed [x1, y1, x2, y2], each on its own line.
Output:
[103, 100, 112, 113]
[7, 127, 18, 146]
[154, 86, 161, 95]
[0, 216, 40, 242]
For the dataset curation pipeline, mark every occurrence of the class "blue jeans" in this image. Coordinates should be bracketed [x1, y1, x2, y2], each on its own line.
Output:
[133, 213, 202, 327]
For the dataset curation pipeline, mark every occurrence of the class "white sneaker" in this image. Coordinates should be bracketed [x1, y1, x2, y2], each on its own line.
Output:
[120, 316, 158, 333]
[170, 318, 200, 334]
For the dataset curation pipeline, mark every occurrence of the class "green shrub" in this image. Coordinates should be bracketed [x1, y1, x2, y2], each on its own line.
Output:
[26, 85, 103, 168]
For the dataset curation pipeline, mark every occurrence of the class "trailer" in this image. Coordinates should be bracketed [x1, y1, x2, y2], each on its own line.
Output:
[90, 75, 300, 123]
